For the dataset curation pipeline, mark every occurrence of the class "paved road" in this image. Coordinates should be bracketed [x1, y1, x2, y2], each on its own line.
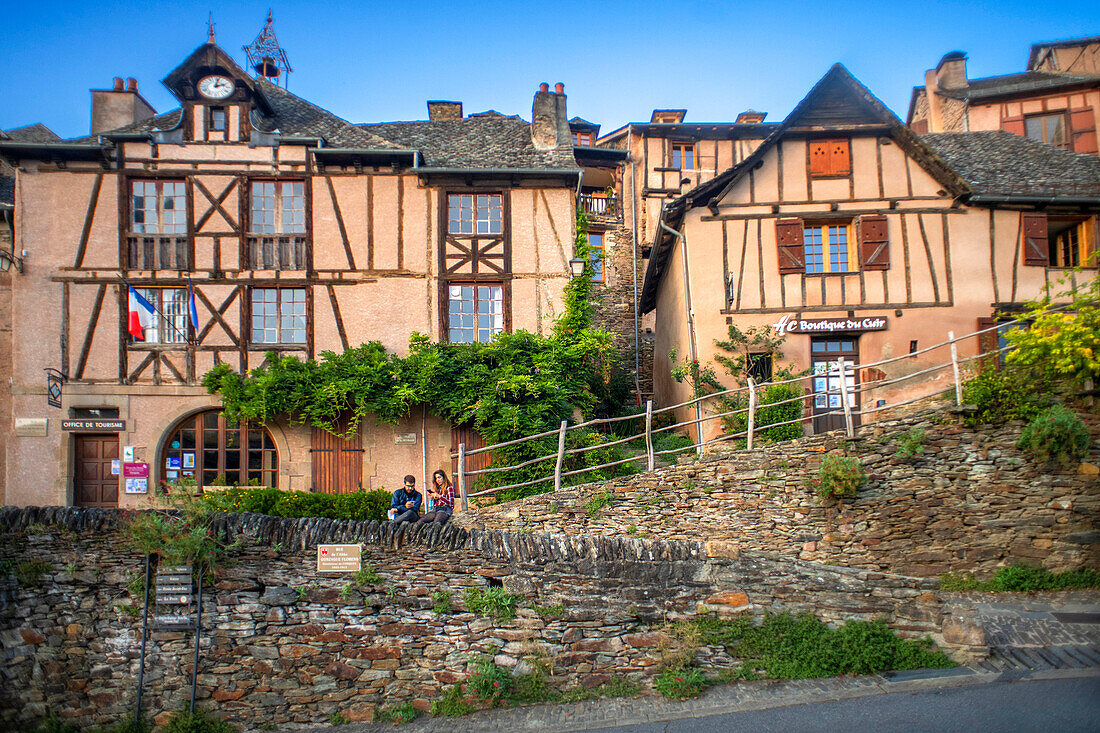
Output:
[597, 676, 1100, 733]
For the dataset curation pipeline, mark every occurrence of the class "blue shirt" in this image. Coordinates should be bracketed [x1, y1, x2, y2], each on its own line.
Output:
[391, 487, 422, 513]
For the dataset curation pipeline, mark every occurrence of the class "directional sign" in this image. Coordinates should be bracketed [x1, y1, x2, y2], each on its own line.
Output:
[156, 594, 192, 606]
[153, 614, 193, 627]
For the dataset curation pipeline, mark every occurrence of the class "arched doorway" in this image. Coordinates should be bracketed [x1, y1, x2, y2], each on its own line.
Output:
[161, 410, 278, 490]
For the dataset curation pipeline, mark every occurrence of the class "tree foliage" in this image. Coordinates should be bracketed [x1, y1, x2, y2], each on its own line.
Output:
[1005, 274, 1100, 387]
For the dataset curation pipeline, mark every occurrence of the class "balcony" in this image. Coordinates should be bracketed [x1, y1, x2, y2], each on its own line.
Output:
[248, 235, 307, 270]
[127, 235, 191, 270]
[578, 193, 621, 222]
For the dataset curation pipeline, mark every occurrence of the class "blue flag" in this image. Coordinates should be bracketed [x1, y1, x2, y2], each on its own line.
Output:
[188, 279, 199, 338]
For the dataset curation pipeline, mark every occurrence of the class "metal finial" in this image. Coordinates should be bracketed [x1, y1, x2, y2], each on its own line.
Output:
[207, 12, 215, 43]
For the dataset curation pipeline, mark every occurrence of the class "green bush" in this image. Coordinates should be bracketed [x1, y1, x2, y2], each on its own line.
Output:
[940, 564, 1100, 592]
[466, 655, 512, 703]
[697, 612, 954, 680]
[1016, 405, 1090, 466]
[654, 668, 707, 699]
[14, 560, 51, 587]
[809, 454, 866, 500]
[431, 685, 475, 717]
[163, 706, 236, 733]
[376, 701, 419, 724]
[464, 586, 520, 621]
[432, 590, 452, 615]
[721, 382, 805, 447]
[894, 427, 926, 460]
[960, 366, 1053, 425]
[200, 487, 391, 522]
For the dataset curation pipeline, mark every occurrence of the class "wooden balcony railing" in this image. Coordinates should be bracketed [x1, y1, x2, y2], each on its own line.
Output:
[578, 193, 620, 219]
[248, 235, 307, 270]
[127, 235, 191, 270]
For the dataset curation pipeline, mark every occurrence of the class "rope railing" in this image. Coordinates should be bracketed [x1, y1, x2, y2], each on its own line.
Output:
[450, 310, 1062, 509]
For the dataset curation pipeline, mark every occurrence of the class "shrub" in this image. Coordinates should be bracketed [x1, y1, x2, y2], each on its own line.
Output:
[721, 382, 805, 447]
[654, 668, 707, 699]
[809, 454, 866, 499]
[432, 590, 452, 615]
[14, 560, 51, 587]
[466, 655, 512, 703]
[377, 701, 419, 724]
[464, 586, 520, 621]
[201, 487, 391, 522]
[960, 366, 1052, 425]
[940, 564, 1100, 592]
[1016, 405, 1090, 466]
[894, 427, 926, 460]
[431, 685, 475, 717]
[163, 706, 236, 733]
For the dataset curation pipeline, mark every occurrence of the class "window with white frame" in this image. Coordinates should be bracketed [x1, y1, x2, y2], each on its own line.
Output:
[131, 181, 187, 234]
[250, 288, 306, 344]
[448, 194, 502, 235]
[447, 284, 503, 343]
[250, 181, 306, 234]
[133, 288, 189, 344]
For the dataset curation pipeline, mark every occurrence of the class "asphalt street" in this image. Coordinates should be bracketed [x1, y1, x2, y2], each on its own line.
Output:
[595, 676, 1100, 733]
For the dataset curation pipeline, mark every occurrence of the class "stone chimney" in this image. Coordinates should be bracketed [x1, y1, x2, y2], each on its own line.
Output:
[934, 51, 969, 90]
[735, 110, 767, 124]
[427, 101, 463, 121]
[531, 82, 569, 150]
[91, 77, 156, 135]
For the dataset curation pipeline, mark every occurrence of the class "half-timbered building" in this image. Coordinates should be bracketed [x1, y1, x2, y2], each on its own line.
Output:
[642, 65, 1100, 433]
[0, 40, 581, 507]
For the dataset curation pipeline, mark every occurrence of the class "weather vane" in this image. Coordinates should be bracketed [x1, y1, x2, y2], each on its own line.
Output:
[243, 11, 292, 89]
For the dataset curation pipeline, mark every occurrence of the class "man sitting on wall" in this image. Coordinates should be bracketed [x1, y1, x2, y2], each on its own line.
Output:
[389, 475, 423, 524]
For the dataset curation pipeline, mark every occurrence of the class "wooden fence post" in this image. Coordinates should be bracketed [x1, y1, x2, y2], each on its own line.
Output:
[838, 357, 855, 438]
[645, 400, 655, 472]
[948, 330, 962, 406]
[746, 377, 757, 450]
[553, 420, 568, 492]
[457, 443, 468, 512]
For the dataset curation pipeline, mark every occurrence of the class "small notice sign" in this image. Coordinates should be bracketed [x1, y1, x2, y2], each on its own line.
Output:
[317, 544, 362, 573]
[61, 419, 125, 431]
[123, 462, 149, 478]
[125, 477, 148, 494]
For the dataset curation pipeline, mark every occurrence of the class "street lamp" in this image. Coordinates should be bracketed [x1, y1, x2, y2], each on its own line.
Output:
[0, 250, 23, 273]
[568, 257, 586, 278]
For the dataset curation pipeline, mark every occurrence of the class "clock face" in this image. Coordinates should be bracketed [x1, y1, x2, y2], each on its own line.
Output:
[197, 75, 235, 100]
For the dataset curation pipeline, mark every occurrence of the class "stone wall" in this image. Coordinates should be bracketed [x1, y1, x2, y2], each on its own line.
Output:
[466, 408, 1100, 577]
[0, 506, 965, 732]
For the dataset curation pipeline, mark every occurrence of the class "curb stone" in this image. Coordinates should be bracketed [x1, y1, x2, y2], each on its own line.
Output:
[302, 666, 1100, 733]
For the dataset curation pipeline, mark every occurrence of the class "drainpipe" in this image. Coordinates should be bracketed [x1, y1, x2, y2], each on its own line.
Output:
[629, 129, 642, 403]
[658, 212, 703, 454]
[421, 406, 428, 495]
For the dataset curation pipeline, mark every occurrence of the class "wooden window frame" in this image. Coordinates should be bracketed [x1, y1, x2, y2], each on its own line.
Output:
[246, 179, 308, 270]
[803, 222, 857, 274]
[162, 410, 278, 491]
[1048, 216, 1094, 268]
[671, 143, 695, 171]
[249, 287, 308, 346]
[127, 178, 192, 270]
[572, 131, 593, 146]
[445, 282, 506, 344]
[588, 231, 605, 283]
[1024, 112, 1070, 149]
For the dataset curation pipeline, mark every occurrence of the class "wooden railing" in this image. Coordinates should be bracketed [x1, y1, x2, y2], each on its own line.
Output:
[248, 235, 307, 270]
[578, 193, 619, 218]
[127, 235, 191, 270]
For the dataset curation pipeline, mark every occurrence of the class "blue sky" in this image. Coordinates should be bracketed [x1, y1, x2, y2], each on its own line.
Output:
[1, 1, 1096, 139]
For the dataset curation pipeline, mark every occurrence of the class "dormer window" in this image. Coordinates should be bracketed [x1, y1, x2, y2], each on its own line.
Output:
[210, 107, 227, 133]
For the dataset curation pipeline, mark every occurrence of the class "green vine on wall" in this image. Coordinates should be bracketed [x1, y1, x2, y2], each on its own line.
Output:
[202, 209, 631, 500]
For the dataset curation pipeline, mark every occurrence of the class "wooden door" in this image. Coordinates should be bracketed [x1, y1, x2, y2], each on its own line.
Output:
[810, 337, 860, 434]
[451, 424, 494, 491]
[74, 435, 119, 507]
[311, 415, 363, 493]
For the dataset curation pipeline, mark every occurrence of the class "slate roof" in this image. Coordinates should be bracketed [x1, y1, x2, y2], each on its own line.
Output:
[921, 131, 1100, 199]
[918, 71, 1100, 103]
[2, 123, 62, 143]
[1028, 35, 1100, 70]
[356, 116, 578, 170]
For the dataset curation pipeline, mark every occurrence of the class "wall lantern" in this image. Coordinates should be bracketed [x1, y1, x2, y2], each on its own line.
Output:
[568, 257, 586, 278]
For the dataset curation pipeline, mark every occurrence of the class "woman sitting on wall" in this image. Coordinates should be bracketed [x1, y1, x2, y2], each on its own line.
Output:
[416, 469, 455, 525]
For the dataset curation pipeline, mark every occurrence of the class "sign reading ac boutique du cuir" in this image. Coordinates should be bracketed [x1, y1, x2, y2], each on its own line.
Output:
[772, 314, 889, 335]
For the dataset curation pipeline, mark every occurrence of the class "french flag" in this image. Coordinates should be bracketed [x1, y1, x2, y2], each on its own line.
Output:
[128, 286, 155, 341]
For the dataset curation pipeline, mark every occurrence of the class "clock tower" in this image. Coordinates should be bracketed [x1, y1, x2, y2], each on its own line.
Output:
[161, 38, 272, 143]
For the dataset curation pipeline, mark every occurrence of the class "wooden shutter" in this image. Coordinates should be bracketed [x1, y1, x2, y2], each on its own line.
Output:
[1021, 212, 1049, 266]
[809, 140, 850, 176]
[1002, 115, 1025, 136]
[976, 317, 999, 371]
[1069, 108, 1098, 154]
[859, 215, 890, 270]
[910, 119, 929, 135]
[776, 218, 805, 274]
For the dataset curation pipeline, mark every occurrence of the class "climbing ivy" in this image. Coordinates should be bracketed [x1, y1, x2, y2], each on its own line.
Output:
[202, 209, 633, 499]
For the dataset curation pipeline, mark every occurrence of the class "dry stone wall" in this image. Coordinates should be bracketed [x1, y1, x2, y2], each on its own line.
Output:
[0, 506, 966, 732]
[467, 408, 1100, 577]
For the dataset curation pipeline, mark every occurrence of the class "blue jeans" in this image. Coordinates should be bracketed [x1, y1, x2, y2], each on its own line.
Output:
[392, 509, 419, 524]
